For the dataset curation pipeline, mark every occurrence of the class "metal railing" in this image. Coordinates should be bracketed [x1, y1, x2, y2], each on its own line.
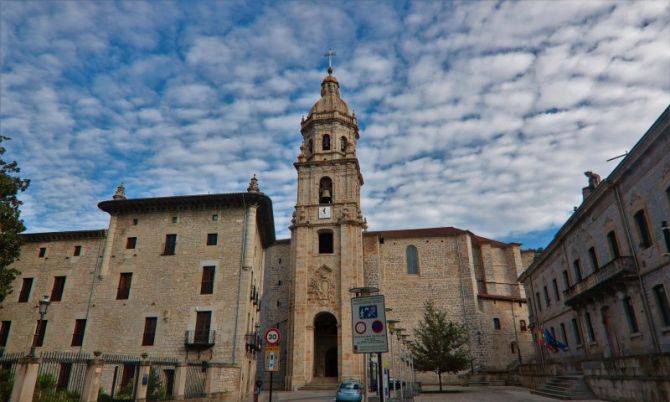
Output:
[184, 330, 216, 347]
[564, 256, 635, 304]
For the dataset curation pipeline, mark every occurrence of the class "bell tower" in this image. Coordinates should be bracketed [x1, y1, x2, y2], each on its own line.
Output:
[287, 64, 367, 389]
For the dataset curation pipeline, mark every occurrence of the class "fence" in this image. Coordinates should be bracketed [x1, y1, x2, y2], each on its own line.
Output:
[0, 352, 22, 376]
[184, 361, 206, 398]
[37, 351, 90, 398]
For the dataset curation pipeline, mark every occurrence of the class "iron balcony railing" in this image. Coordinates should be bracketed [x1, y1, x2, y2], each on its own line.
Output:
[184, 330, 216, 349]
[564, 256, 636, 305]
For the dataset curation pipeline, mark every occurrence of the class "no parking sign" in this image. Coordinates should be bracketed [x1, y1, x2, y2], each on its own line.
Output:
[351, 294, 388, 353]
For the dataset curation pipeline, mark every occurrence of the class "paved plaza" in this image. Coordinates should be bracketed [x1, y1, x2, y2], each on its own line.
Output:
[259, 386, 608, 402]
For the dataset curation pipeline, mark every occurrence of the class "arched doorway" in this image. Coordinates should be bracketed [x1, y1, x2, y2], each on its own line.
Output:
[313, 312, 338, 378]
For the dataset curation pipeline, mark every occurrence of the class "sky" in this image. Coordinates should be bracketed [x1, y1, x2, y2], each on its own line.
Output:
[1, 0, 669, 249]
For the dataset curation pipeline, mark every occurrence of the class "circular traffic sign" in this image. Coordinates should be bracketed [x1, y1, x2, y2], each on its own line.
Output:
[371, 320, 384, 334]
[264, 328, 281, 345]
[355, 321, 367, 335]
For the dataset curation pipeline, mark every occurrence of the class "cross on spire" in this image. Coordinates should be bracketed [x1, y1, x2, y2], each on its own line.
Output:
[324, 48, 336, 72]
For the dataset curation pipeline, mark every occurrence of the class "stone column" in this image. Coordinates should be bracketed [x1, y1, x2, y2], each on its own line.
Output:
[242, 204, 258, 271]
[134, 362, 151, 402]
[81, 356, 104, 402]
[9, 356, 40, 402]
[172, 363, 187, 400]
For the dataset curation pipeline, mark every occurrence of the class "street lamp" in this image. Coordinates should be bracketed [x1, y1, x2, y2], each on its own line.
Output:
[386, 319, 399, 398]
[30, 295, 51, 358]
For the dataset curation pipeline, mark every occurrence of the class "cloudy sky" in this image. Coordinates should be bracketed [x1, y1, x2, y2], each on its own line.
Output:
[2, 1, 669, 248]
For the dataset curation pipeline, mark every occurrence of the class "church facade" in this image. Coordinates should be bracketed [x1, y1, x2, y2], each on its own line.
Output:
[0, 68, 534, 398]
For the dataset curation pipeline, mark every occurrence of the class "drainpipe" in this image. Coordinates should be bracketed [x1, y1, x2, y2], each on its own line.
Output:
[233, 195, 248, 364]
[560, 242, 589, 359]
[613, 185, 661, 353]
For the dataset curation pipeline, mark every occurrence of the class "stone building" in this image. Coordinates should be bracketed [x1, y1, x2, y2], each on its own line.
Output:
[1, 67, 536, 398]
[517, 105, 670, 401]
[1, 186, 274, 401]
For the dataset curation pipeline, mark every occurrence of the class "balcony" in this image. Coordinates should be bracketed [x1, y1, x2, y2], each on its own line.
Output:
[184, 330, 215, 350]
[245, 332, 261, 353]
[564, 256, 636, 307]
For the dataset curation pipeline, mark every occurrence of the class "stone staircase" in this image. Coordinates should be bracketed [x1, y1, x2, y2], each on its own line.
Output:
[531, 375, 596, 400]
[299, 377, 339, 390]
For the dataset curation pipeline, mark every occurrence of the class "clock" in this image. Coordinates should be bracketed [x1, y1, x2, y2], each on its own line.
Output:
[318, 206, 331, 219]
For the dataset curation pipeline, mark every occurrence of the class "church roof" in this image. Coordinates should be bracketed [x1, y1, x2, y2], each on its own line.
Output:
[364, 226, 517, 248]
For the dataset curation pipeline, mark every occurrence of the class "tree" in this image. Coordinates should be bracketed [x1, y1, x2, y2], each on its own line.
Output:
[0, 136, 30, 302]
[409, 300, 470, 392]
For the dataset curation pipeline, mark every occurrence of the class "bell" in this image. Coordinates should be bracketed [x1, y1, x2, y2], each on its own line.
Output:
[321, 189, 331, 199]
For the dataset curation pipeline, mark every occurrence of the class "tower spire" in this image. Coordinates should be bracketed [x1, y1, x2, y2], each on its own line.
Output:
[324, 48, 336, 74]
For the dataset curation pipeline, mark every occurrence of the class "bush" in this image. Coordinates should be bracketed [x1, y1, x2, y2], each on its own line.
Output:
[147, 368, 166, 401]
[33, 373, 80, 402]
[0, 368, 13, 402]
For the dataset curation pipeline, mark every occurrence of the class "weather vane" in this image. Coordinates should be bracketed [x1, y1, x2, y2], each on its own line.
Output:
[324, 48, 336, 69]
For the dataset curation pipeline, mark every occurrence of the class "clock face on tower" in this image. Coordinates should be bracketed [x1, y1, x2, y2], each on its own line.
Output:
[318, 206, 331, 219]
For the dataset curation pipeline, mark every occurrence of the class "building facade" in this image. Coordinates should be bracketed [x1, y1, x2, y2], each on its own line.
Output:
[1, 68, 536, 398]
[517, 105, 670, 401]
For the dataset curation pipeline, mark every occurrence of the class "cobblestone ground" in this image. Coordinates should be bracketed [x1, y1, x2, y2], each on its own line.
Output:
[258, 386, 609, 402]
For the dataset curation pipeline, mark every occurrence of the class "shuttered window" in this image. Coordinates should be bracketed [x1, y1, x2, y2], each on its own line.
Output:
[51, 276, 66, 302]
[201, 266, 215, 294]
[71, 319, 86, 347]
[406, 245, 419, 274]
[142, 317, 157, 346]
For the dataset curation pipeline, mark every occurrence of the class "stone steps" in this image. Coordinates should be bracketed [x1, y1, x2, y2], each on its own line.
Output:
[299, 378, 339, 391]
[531, 374, 596, 400]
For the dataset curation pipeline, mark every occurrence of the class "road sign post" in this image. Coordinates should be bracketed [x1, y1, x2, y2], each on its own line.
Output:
[351, 294, 388, 402]
[264, 327, 281, 402]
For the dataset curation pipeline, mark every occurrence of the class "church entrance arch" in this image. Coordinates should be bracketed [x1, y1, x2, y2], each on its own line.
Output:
[313, 312, 338, 379]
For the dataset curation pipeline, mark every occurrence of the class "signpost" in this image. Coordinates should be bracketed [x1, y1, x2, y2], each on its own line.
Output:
[351, 294, 388, 402]
[264, 328, 281, 402]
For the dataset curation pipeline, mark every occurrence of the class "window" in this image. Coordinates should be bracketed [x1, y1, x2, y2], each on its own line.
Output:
[560, 323, 569, 346]
[510, 342, 516, 354]
[132, 218, 138, 225]
[406, 245, 419, 274]
[543, 286, 550, 307]
[654, 284, 670, 326]
[276, 300, 281, 307]
[319, 177, 333, 204]
[520, 320, 527, 331]
[212, 214, 219, 221]
[35, 320, 47, 347]
[73, 245, 82, 257]
[201, 266, 215, 295]
[550, 326, 556, 338]
[207, 233, 218, 246]
[562, 270, 570, 291]
[322, 134, 331, 150]
[163, 234, 177, 255]
[662, 221, 670, 253]
[71, 319, 86, 347]
[493, 318, 501, 330]
[38, 247, 46, 258]
[318, 231, 334, 254]
[573, 259, 583, 282]
[171, 216, 178, 223]
[535, 292, 542, 312]
[634, 209, 652, 248]
[571, 318, 582, 345]
[142, 317, 157, 346]
[121, 364, 135, 388]
[623, 296, 640, 333]
[607, 231, 620, 259]
[116, 273, 132, 300]
[56, 363, 71, 391]
[126, 237, 137, 249]
[18, 278, 33, 303]
[194, 311, 212, 343]
[585, 312, 596, 342]
[0, 321, 10, 347]
[588, 247, 599, 271]
[50, 276, 66, 302]
[340, 136, 348, 152]
[552, 279, 560, 301]
[277, 280, 282, 286]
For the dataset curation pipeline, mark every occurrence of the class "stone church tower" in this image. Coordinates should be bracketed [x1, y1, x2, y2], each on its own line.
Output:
[286, 66, 367, 389]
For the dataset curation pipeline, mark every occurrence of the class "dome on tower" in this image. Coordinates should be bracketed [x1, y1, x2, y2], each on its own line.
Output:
[308, 67, 350, 115]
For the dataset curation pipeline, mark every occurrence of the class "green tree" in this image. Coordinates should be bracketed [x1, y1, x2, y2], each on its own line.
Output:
[409, 300, 470, 392]
[0, 135, 30, 302]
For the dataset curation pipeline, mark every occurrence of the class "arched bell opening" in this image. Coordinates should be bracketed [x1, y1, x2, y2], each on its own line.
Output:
[319, 177, 333, 204]
[313, 312, 338, 378]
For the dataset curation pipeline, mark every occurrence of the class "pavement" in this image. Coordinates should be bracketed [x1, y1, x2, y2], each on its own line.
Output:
[258, 386, 609, 402]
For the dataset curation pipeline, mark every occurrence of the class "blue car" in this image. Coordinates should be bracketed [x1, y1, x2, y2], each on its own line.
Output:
[335, 380, 362, 402]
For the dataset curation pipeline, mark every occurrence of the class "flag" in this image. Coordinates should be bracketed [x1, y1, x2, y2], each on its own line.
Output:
[544, 328, 568, 352]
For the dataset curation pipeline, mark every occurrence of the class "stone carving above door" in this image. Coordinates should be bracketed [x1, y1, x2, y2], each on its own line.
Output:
[309, 265, 335, 306]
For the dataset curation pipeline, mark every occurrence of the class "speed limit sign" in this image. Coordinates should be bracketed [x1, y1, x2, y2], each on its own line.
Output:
[264, 327, 281, 345]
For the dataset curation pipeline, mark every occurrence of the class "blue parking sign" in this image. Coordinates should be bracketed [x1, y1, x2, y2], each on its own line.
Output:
[359, 305, 378, 319]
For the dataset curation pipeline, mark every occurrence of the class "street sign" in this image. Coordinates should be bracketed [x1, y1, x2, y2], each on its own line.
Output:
[265, 345, 280, 372]
[264, 327, 281, 345]
[351, 294, 388, 353]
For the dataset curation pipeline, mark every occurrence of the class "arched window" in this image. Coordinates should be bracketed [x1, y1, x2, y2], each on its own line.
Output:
[520, 320, 527, 331]
[308, 139, 313, 153]
[340, 136, 348, 152]
[319, 177, 333, 204]
[406, 245, 419, 274]
[510, 342, 516, 354]
[493, 318, 501, 330]
[319, 230, 334, 254]
[633, 209, 652, 248]
[322, 134, 331, 150]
